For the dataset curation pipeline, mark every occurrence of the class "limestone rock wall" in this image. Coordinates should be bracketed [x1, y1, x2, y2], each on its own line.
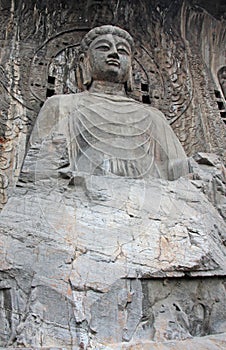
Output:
[0, 171, 225, 347]
[0, 0, 225, 209]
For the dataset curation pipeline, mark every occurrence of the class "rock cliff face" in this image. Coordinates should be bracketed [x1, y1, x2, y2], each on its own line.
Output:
[0, 1, 225, 349]
[0, 142, 225, 347]
[0, 171, 225, 347]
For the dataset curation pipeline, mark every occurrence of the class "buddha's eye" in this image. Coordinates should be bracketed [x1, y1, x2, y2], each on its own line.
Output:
[117, 46, 130, 55]
[95, 44, 110, 51]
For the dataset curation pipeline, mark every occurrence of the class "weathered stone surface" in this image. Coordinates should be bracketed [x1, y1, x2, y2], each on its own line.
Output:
[190, 153, 226, 219]
[0, 171, 225, 347]
[107, 333, 226, 349]
[3, 332, 226, 349]
[0, 4, 225, 349]
[2, 174, 226, 277]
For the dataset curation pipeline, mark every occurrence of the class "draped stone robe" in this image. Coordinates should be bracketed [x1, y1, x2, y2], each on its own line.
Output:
[29, 91, 189, 181]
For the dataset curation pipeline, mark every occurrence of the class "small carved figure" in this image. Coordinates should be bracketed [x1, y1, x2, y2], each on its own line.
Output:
[31, 25, 189, 180]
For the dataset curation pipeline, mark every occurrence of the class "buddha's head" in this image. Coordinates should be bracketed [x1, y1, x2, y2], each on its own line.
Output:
[78, 25, 134, 91]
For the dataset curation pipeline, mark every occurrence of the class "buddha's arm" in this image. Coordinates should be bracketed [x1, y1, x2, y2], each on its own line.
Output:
[30, 95, 61, 145]
[161, 118, 190, 180]
[148, 107, 190, 180]
[20, 95, 73, 182]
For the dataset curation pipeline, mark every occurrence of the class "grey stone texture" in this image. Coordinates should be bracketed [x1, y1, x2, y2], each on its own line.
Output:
[0, 168, 225, 347]
[0, 3, 225, 349]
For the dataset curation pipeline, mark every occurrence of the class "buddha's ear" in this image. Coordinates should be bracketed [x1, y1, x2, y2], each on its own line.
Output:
[77, 53, 92, 89]
[125, 66, 133, 92]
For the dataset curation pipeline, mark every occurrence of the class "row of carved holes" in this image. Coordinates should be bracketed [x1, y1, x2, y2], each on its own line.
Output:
[46, 76, 153, 104]
[141, 83, 151, 104]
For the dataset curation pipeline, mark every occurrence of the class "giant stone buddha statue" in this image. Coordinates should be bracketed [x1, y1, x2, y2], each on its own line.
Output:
[1, 26, 226, 350]
[30, 25, 189, 181]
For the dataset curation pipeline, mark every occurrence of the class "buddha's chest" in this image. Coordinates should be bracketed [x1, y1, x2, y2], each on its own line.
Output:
[68, 99, 160, 178]
[72, 97, 153, 150]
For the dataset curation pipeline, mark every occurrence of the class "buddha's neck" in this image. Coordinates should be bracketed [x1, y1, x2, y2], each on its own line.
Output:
[89, 80, 127, 96]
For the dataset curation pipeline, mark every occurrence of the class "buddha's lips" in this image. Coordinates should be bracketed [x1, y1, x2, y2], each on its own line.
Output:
[106, 59, 120, 66]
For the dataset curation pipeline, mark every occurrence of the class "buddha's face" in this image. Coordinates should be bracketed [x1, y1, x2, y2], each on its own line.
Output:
[87, 33, 132, 84]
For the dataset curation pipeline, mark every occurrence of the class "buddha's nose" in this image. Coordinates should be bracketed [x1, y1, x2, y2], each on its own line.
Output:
[108, 51, 119, 59]
[108, 44, 119, 59]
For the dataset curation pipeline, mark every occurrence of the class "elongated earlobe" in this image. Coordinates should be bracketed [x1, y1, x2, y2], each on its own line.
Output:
[76, 65, 84, 91]
[78, 53, 92, 89]
[125, 66, 133, 92]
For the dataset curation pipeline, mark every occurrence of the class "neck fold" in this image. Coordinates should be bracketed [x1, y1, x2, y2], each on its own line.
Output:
[89, 80, 127, 96]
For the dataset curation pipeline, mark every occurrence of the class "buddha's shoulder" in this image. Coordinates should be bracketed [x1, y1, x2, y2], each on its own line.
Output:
[43, 93, 168, 124]
[137, 102, 164, 116]
[132, 100, 168, 123]
[44, 92, 86, 110]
